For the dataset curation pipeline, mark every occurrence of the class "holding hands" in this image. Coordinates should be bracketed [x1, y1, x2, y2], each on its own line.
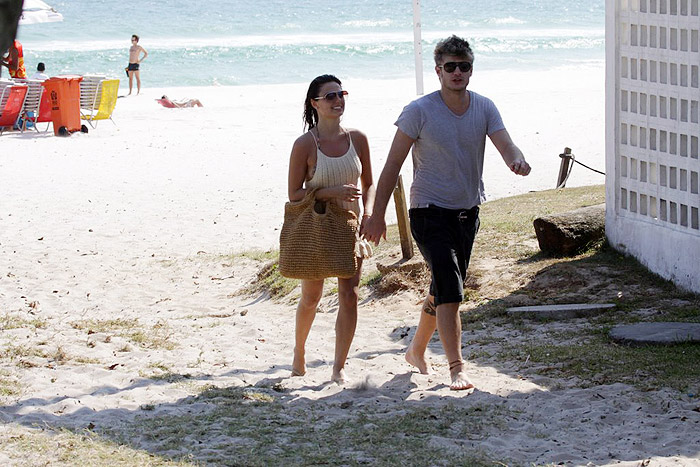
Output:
[361, 214, 386, 246]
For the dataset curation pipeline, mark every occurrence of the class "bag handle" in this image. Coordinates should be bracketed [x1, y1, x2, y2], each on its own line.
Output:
[286, 187, 318, 208]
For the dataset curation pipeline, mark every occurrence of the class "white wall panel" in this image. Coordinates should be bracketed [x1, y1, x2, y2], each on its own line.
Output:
[607, 0, 700, 292]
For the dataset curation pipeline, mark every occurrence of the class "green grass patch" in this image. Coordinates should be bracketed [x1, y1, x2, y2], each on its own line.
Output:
[0, 369, 21, 398]
[74, 355, 102, 365]
[196, 386, 276, 404]
[71, 318, 177, 350]
[127, 321, 177, 350]
[0, 426, 195, 466]
[113, 387, 508, 466]
[232, 249, 279, 262]
[148, 372, 193, 383]
[71, 318, 141, 333]
[0, 313, 47, 330]
[140, 362, 194, 384]
[239, 261, 300, 299]
[479, 185, 605, 236]
[359, 270, 383, 288]
[499, 334, 700, 393]
[0, 342, 49, 361]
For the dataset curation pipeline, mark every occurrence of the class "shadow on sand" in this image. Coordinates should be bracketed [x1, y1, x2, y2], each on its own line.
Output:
[1, 249, 699, 465]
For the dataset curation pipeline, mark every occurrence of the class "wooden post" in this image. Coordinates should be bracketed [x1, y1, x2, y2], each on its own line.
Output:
[393, 174, 414, 260]
[556, 147, 573, 189]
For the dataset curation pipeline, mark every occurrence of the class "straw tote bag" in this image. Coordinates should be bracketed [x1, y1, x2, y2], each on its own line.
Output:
[279, 189, 358, 280]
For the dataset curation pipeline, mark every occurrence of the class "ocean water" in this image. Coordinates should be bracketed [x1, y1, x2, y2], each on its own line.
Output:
[15, 0, 605, 87]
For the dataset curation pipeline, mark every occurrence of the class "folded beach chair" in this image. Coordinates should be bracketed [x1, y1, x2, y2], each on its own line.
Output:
[79, 74, 106, 114]
[0, 80, 14, 103]
[81, 79, 119, 128]
[19, 79, 52, 132]
[0, 84, 29, 134]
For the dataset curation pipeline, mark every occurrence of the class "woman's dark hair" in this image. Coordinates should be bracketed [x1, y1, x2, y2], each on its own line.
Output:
[303, 74, 342, 130]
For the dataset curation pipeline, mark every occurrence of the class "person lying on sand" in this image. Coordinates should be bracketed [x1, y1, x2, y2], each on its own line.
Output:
[156, 95, 203, 108]
[364, 35, 531, 393]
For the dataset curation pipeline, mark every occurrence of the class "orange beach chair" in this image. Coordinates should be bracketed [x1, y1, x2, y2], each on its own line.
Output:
[0, 85, 28, 134]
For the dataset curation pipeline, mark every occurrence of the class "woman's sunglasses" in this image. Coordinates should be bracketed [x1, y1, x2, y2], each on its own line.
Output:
[439, 61, 472, 73]
[313, 90, 348, 101]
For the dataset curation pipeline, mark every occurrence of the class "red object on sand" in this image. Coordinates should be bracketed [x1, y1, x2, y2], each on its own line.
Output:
[0, 85, 28, 131]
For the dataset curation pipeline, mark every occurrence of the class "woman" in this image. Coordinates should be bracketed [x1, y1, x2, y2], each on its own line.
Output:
[156, 95, 203, 108]
[287, 74, 375, 384]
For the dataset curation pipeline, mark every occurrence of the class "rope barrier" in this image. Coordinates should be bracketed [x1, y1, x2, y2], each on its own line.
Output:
[572, 157, 605, 175]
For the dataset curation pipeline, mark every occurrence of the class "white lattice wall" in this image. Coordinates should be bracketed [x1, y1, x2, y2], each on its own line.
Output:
[606, 0, 700, 292]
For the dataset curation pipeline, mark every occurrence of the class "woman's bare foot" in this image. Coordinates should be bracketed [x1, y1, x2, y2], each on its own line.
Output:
[449, 360, 475, 393]
[405, 345, 430, 375]
[331, 368, 349, 385]
[292, 349, 306, 377]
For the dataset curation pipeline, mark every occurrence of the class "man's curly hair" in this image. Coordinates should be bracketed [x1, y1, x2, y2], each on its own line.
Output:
[434, 35, 474, 65]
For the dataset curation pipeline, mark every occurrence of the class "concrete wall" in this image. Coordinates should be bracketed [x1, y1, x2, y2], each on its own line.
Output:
[606, 0, 700, 293]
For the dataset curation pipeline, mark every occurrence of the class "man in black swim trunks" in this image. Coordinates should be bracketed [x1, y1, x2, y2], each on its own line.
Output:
[127, 34, 148, 95]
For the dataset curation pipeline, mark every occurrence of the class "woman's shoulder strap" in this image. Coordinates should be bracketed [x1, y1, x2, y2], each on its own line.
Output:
[308, 129, 320, 148]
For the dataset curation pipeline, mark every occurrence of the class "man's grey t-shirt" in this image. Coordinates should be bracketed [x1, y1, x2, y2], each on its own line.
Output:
[395, 90, 505, 210]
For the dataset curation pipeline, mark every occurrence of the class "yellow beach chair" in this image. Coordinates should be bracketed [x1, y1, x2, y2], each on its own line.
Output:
[82, 79, 119, 128]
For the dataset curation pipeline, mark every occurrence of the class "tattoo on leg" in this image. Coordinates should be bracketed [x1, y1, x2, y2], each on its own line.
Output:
[422, 298, 437, 316]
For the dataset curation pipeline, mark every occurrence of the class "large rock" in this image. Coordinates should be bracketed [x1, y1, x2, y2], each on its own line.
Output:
[534, 203, 605, 256]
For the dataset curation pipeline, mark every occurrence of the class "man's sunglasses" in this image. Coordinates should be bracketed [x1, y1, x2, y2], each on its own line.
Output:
[439, 61, 472, 73]
[313, 90, 348, 101]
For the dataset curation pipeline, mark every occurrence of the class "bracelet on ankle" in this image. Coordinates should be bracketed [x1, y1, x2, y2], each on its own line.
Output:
[449, 359, 464, 371]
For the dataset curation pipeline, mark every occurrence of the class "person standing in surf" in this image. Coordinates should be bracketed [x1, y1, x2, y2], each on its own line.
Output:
[126, 34, 148, 95]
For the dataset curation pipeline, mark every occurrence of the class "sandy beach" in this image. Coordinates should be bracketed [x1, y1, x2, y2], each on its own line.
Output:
[2, 66, 698, 465]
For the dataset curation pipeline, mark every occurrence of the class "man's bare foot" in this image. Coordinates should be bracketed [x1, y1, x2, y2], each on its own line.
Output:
[405, 345, 430, 375]
[449, 360, 475, 393]
[331, 368, 349, 385]
[292, 350, 306, 377]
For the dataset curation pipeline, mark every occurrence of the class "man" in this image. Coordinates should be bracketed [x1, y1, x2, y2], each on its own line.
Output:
[363, 35, 531, 392]
[126, 34, 148, 95]
[1, 39, 26, 78]
[30, 62, 49, 80]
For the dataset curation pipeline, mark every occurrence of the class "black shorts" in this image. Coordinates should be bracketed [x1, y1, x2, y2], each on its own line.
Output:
[410, 204, 480, 306]
[127, 63, 140, 71]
